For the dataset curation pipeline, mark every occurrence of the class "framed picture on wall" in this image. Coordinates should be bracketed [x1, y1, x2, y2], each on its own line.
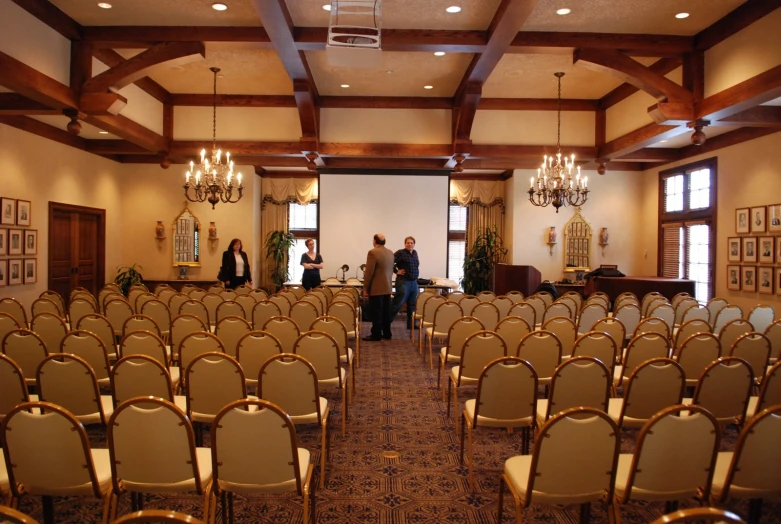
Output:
[727, 265, 741, 291]
[23, 258, 36, 284]
[758, 236, 774, 264]
[736, 208, 750, 234]
[742, 236, 757, 263]
[8, 259, 22, 285]
[769, 203, 781, 233]
[750, 206, 767, 234]
[8, 229, 22, 256]
[742, 266, 757, 293]
[0, 260, 7, 287]
[16, 200, 30, 227]
[727, 237, 741, 263]
[777, 238, 781, 264]
[1, 198, 15, 226]
[758, 267, 774, 295]
[23, 229, 37, 255]
[0, 228, 6, 256]
[777, 268, 781, 295]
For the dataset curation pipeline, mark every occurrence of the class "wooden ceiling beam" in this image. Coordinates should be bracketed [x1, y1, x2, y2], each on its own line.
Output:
[511, 32, 692, 56]
[324, 158, 446, 170]
[320, 96, 453, 109]
[613, 148, 681, 162]
[81, 26, 272, 48]
[470, 144, 598, 160]
[479, 98, 599, 111]
[695, 0, 781, 51]
[319, 143, 453, 157]
[8, 0, 82, 40]
[599, 57, 682, 110]
[658, 128, 781, 167]
[294, 27, 487, 53]
[0, 94, 61, 115]
[0, 115, 86, 150]
[169, 141, 303, 156]
[92, 49, 172, 103]
[250, 1, 309, 81]
[0, 51, 78, 110]
[597, 122, 685, 159]
[171, 94, 297, 107]
[84, 140, 154, 155]
[712, 106, 781, 127]
[82, 113, 168, 152]
[697, 64, 781, 121]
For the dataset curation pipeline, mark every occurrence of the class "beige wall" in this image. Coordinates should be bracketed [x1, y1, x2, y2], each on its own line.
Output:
[639, 131, 781, 318]
[508, 168, 646, 282]
[472, 111, 595, 146]
[174, 107, 303, 141]
[320, 108, 452, 143]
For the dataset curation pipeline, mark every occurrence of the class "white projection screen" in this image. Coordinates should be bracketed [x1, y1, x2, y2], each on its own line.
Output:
[319, 174, 449, 281]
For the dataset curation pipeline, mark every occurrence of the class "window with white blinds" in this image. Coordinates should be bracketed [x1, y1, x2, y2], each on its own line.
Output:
[447, 205, 467, 288]
[659, 160, 716, 305]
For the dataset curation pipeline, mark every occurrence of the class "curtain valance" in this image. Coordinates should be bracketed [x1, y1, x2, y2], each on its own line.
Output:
[261, 178, 318, 208]
[449, 179, 505, 209]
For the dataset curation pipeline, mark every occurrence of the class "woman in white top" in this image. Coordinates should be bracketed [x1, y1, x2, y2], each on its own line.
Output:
[220, 238, 253, 289]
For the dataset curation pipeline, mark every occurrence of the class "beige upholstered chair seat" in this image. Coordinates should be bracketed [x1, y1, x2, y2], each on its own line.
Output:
[504, 454, 606, 505]
[74, 396, 115, 425]
[190, 399, 258, 424]
[0, 453, 9, 493]
[464, 399, 532, 428]
[318, 367, 348, 388]
[614, 454, 696, 502]
[449, 366, 477, 387]
[440, 347, 461, 362]
[607, 398, 646, 429]
[21, 448, 111, 497]
[122, 447, 212, 494]
[535, 400, 549, 427]
[339, 347, 354, 365]
[287, 397, 329, 425]
[218, 448, 310, 495]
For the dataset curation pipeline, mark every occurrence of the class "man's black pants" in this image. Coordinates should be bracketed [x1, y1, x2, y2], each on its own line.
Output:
[369, 294, 392, 339]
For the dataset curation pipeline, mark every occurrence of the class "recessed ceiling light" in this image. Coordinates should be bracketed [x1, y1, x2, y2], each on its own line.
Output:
[340, 84, 350, 88]
[212, 3, 228, 11]
[385, 70, 393, 74]
[98, 131, 109, 134]
[434, 51, 446, 56]
[322, 4, 331, 11]
[424, 85, 434, 89]
[556, 8, 571, 15]
[445, 6, 461, 13]
[660, 139, 668, 143]
[97, 2, 112, 8]
[675, 12, 689, 19]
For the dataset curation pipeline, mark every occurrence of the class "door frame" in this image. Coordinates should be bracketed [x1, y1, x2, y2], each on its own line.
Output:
[48, 202, 106, 293]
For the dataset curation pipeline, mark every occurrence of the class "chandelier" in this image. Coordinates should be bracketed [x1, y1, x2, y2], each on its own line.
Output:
[528, 72, 589, 213]
[184, 67, 243, 209]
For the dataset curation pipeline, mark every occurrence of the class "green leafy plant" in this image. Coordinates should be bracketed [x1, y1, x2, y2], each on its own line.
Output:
[114, 264, 144, 296]
[461, 226, 508, 295]
[265, 230, 296, 288]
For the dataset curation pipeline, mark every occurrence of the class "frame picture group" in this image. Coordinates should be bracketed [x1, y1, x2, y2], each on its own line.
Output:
[769, 204, 781, 233]
[742, 266, 757, 293]
[758, 236, 775, 264]
[758, 266, 774, 295]
[742, 237, 757, 263]
[727, 265, 741, 291]
[736, 208, 750, 234]
[7, 259, 22, 286]
[750, 206, 766, 234]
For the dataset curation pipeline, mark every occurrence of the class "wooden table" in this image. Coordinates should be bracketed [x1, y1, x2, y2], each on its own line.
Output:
[588, 276, 696, 302]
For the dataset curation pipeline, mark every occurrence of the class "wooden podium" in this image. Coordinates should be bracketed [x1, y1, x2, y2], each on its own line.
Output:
[493, 264, 542, 296]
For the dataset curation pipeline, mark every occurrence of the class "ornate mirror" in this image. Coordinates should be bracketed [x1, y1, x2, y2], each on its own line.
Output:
[563, 207, 592, 277]
[172, 201, 201, 267]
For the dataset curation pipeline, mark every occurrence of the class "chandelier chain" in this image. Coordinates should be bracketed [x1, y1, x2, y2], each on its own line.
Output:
[212, 69, 218, 152]
[556, 73, 561, 151]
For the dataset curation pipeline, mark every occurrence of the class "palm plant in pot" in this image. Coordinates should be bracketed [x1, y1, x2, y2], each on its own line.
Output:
[114, 264, 144, 296]
[265, 230, 296, 291]
[461, 226, 508, 295]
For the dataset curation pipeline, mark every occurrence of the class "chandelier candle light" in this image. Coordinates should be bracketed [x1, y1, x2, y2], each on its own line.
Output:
[528, 72, 589, 213]
[184, 67, 243, 209]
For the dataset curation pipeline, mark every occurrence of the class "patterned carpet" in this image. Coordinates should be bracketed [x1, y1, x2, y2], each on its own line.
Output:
[13, 317, 781, 523]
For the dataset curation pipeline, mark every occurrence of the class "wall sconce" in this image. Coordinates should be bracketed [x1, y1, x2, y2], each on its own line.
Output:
[155, 220, 166, 240]
[357, 264, 366, 279]
[547, 226, 557, 255]
[337, 264, 349, 281]
[598, 227, 609, 256]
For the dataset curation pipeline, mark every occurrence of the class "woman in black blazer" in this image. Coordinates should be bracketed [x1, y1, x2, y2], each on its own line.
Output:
[220, 238, 253, 289]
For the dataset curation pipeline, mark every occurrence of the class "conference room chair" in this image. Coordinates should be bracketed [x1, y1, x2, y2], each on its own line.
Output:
[461, 357, 538, 490]
[250, 288, 269, 302]
[681, 304, 711, 325]
[446, 290, 465, 302]
[710, 405, 781, 524]
[236, 331, 283, 391]
[612, 405, 720, 523]
[39, 290, 66, 319]
[683, 357, 753, 427]
[0, 506, 40, 524]
[209, 399, 314, 524]
[633, 317, 671, 341]
[517, 330, 563, 389]
[747, 304, 775, 333]
[498, 407, 620, 524]
[62, 330, 112, 387]
[96, 287, 117, 312]
[0, 353, 37, 421]
[448, 330, 508, 432]
[615, 333, 671, 391]
[178, 299, 211, 329]
[232, 284, 251, 297]
[215, 300, 246, 323]
[536, 291, 554, 307]
[324, 301, 361, 366]
[535, 356, 611, 429]
[553, 296, 578, 320]
[418, 295, 446, 353]
[542, 316, 576, 360]
[120, 330, 180, 389]
[614, 303, 641, 339]
[505, 290, 524, 303]
[561, 290, 583, 312]
[128, 283, 149, 293]
[310, 289, 330, 309]
[110, 355, 186, 412]
[268, 294, 292, 317]
[233, 294, 258, 319]
[584, 292, 610, 311]
[301, 293, 324, 316]
[133, 292, 157, 315]
[491, 295, 513, 319]
[675, 332, 721, 388]
[310, 316, 355, 395]
[188, 288, 207, 301]
[127, 288, 148, 312]
[437, 317, 484, 397]
[493, 316, 531, 356]
[614, 292, 638, 311]
[469, 302, 499, 331]
[2, 328, 48, 387]
[77, 313, 118, 360]
[111, 510, 205, 524]
[258, 353, 331, 488]
[101, 293, 126, 316]
[70, 285, 92, 299]
[290, 300, 319, 332]
[523, 295, 546, 328]
[571, 331, 618, 375]
[670, 291, 692, 310]
[167, 293, 190, 317]
[315, 285, 333, 301]
[285, 284, 305, 300]
[650, 507, 745, 524]
[107, 397, 212, 521]
[2, 402, 113, 524]
[179, 284, 198, 295]
[293, 331, 349, 437]
[29, 312, 68, 355]
[424, 302, 464, 368]
[508, 302, 536, 331]
[105, 299, 134, 338]
[713, 304, 743, 335]
[591, 317, 626, 352]
[219, 289, 238, 301]
[457, 294, 481, 317]
[178, 332, 225, 387]
[140, 299, 172, 342]
[207, 283, 224, 294]
[640, 292, 665, 318]
[577, 303, 607, 334]
[730, 332, 771, 389]
[214, 316, 252, 358]
[765, 320, 781, 365]
[170, 314, 208, 363]
[719, 319, 754, 354]
[36, 354, 114, 426]
[277, 289, 298, 307]
[156, 286, 177, 306]
[609, 358, 685, 430]
[31, 297, 63, 320]
[475, 290, 495, 303]
[673, 296, 698, 327]
[122, 314, 162, 340]
[252, 299, 282, 329]
[261, 316, 301, 354]
[673, 319, 713, 355]
[0, 311, 22, 347]
[648, 302, 675, 334]
[746, 360, 781, 420]
[200, 293, 224, 328]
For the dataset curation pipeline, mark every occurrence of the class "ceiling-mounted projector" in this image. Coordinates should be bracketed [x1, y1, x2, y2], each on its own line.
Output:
[326, 0, 382, 68]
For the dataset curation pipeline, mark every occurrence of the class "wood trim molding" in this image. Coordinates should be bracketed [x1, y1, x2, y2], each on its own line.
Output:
[694, 0, 781, 51]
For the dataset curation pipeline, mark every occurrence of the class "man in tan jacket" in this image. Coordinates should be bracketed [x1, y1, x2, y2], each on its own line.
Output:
[363, 233, 395, 341]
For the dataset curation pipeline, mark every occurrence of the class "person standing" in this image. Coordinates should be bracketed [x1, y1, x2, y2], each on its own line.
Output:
[390, 236, 420, 329]
[220, 238, 253, 290]
[300, 238, 324, 290]
[362, 233, 394, 341]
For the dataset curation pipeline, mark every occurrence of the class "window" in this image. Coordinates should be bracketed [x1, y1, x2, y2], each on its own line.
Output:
[658, 160, 717, 304]
[447, 204, 467, 287]
[288, 202, 318, 284]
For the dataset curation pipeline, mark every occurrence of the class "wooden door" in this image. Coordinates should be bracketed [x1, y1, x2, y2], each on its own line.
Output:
[48, 203, 105, 302]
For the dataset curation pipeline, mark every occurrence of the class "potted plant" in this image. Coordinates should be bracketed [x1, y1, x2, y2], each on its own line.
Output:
[461, 226, 508, 295]
[114, 264, 144, 296]
[265, 230, 296, 290]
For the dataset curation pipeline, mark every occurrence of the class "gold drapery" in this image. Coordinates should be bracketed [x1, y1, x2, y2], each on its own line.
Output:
[260, 178, 318, 290]
[449, 179, 505, 247]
